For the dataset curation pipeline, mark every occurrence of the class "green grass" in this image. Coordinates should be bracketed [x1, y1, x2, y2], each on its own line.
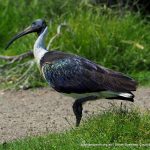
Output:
[0, 0, 150, 88]
[0, 107, 149, 150]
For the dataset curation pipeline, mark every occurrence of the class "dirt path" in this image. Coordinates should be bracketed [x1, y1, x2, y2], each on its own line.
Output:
[0, 87, 149, 143]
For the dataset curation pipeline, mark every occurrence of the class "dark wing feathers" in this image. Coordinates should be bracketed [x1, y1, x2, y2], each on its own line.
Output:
[42, 51, 137, 93]
[42, 58, 99, 93]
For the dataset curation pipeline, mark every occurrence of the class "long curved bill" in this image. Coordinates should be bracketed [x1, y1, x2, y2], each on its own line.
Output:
[5, 26, 36, 49]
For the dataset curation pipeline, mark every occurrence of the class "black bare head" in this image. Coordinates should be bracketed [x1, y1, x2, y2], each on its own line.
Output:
[31, 19, 47, 35]
[5, 19, 47, 49]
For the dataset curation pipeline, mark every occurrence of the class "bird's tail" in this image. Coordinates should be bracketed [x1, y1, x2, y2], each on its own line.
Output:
[106, 92, 134, 102]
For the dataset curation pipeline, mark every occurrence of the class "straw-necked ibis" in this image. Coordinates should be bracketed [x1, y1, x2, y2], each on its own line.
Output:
[6, 19, 137, 126]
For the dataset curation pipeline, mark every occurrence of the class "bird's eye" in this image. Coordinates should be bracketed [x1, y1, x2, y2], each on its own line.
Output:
[32, 22, 36, 26]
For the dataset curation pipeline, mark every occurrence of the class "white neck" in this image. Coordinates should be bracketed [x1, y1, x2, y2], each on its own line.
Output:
[33, 27, 48, 65]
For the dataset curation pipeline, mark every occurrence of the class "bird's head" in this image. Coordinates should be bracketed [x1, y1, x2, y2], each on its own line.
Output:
[5, 19, 47, 49]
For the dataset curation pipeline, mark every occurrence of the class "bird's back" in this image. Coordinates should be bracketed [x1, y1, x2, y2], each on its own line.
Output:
[40, 51, 137, 94]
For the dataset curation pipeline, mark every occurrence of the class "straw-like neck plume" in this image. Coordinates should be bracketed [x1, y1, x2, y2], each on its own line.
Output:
[33, 27, 48, 65]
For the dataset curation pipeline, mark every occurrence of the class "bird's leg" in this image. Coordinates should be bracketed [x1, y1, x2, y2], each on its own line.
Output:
[72, 96, 97, 127]
[72, 99, 83, 127]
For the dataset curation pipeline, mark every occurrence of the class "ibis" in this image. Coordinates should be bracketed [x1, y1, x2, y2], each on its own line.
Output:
[6, 19, 137, 126]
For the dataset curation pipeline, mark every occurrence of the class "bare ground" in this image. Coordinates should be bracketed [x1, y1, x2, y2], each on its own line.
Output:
[0, 87, 149, 143]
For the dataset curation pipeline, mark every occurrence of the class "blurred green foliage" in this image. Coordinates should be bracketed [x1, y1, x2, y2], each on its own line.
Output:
[0, 0, 150, 88]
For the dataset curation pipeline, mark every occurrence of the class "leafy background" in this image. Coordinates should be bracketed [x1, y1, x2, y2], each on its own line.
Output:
[0, 0, 150, 89]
